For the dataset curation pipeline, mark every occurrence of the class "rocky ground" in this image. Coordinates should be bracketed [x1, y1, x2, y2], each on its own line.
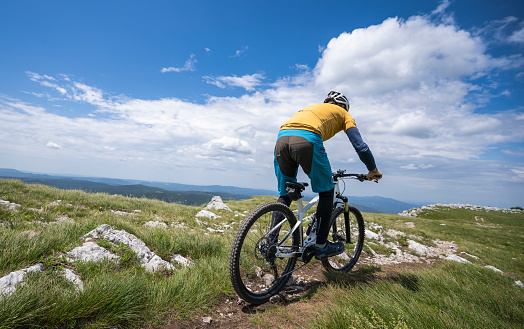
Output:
[1, 196, 522, 328]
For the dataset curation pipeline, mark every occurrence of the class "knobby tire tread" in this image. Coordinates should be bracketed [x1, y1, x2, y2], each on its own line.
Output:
[229, 202, 298, 304]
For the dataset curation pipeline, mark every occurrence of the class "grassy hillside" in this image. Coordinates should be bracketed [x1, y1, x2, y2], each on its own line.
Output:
[0, 179, 523, 328]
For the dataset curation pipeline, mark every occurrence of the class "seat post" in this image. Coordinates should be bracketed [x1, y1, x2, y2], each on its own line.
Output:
[296, 198, 304, 219]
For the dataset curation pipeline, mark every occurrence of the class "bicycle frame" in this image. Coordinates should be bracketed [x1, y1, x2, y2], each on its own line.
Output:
[269, 178, 347, 259]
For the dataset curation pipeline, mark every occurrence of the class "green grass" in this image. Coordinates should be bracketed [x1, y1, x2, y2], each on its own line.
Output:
[314, 262, 524, 329]
[1, 178, 523, 328]
[0, 179, 236, 328]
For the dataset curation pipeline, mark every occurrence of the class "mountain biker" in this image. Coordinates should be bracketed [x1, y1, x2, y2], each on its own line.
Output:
[273, 91, 382, 259]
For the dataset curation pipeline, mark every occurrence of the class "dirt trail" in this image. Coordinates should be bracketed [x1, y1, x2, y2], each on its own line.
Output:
[159, 256, 438, 329]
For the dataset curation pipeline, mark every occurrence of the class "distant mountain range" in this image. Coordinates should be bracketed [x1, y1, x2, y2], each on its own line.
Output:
[0, 168, 420, 214]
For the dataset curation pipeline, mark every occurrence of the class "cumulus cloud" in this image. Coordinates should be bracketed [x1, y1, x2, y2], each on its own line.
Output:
[1, 5, 523, 204]
[314, 16, 495, 97]
[46, 141, 62, 149]
[161, 54, 197, 73]
[198, 136, 253, 158]
[203, 73, 264, 91]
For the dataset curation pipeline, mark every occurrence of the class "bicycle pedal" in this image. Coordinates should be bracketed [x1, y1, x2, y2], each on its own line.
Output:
[300, 245, 315, 263]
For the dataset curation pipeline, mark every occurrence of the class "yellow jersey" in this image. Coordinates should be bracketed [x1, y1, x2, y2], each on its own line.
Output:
[279, 103, 357, 142]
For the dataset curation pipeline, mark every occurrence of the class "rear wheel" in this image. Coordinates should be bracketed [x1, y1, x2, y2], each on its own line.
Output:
[321, 205, 365, 272]
[229, 202, 299, 304]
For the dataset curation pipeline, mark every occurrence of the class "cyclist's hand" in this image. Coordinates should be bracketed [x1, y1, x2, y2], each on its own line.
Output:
[367, 168, 382, 181]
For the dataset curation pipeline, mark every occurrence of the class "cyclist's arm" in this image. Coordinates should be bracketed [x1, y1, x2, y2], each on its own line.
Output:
[345, 127, 376, 171]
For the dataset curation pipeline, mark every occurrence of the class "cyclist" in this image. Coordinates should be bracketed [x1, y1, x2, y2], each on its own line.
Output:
[273, 91, 382, 259]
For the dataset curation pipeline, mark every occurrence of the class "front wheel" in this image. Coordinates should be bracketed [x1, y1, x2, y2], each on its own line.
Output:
[229, 202, 299, 304]
[321, 205, 365, 272]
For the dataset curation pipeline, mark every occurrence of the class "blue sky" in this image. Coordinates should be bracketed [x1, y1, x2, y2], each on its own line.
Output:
[1, 0, 523, 208]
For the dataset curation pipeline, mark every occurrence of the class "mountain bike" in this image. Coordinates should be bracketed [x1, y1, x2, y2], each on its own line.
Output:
[229, 169, 375, 304]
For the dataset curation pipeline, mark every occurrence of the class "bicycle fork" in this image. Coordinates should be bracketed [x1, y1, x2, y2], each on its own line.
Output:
[337, 196, 351, 244]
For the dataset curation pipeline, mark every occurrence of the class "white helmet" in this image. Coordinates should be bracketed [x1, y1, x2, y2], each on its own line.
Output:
[324, 91, 350, 111]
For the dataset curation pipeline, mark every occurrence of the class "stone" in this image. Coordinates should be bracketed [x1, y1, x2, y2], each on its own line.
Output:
[204, 196, 232, 212]
[408, 240, 429, 256]
[62, 268, 84, 291]
[485, 265, 503, 273]
[445, 254, 472, 264]
[171, 254, 193, 267]
[365, 229, 380, 240]
[0, 199, 21, 210]
[82, 224, 175, 272]
[66, 241, 119, 262]
[0, 264, 43, 297]
[144, 255, 174, 272]
[196, 210, 220, 219]
[144, 221, 168, 229]
[263, 274, 275, 286]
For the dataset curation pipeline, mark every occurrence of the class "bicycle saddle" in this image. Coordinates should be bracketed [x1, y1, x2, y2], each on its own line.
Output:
[285, 181, 308, 192]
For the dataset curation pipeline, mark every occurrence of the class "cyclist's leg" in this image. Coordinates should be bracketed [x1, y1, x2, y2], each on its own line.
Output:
[306, 142, 341, 253]
[314, 188, 334, 245]
[272, 138, 298, 241]
[273, 135, 314, 240]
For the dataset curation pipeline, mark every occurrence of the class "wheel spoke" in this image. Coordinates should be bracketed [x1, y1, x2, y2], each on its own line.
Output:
[230, 202, 298, 304]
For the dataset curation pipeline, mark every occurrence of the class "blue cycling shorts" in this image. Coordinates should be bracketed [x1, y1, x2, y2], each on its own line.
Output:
[274, 129, 334, 196]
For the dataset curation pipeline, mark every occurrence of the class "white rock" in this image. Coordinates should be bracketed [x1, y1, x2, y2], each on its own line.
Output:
[195, 218, 209, 226]
[172, 254, 194, 267]
[514, 280, 524, 288]
[485, 265, 503, 273]
[202, 317, 213, 324]
[385, 229, 406, 238]
[365, 229, 380, 240]
[66, 241, 119, 262]
[83, 225, 154, 263]
[408, 240, 429, 256]
[0, 199, 21, 210]
[144, 221, 168, 229]
[144, 255, 175, 272]
[398, 203, 523, 217]
[196, 210, 220, 219]
[62, 268, 84, 291]
[204, 196, 232, 212]
[461, 252, 480, 260]
[263, 274, 275, 286]
[111, 210, 135, 216]
[445, 254, 472, 264]
[0, 264, 43, 297]
[82, 224, 175, 272]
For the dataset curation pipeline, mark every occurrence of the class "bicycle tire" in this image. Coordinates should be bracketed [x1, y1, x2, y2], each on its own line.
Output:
[321, 205, 365, 272]
[229, 202, 299, 304]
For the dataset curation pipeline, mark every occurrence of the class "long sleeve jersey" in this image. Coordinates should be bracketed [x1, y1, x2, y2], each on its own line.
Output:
[280, 103, 376, 171]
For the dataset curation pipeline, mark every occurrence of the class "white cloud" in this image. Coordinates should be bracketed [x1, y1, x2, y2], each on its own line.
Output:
[400, 163, 434, 170]
[46, 141, 62, 149]
[203, 73, 264, 91]
[230, 46, 248, 58]
[161, 54, 197, 73]
[509, 25, 524, 43]
[2, 6, 523, 207]
[431, 0, 451, 16]
[314, 16, 495, 97]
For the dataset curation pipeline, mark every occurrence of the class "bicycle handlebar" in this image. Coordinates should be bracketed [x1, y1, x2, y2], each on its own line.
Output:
[332, 170, 378, 183]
